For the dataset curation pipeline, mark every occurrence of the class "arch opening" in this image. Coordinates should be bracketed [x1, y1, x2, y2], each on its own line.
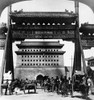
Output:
[36, 74, 44, 81]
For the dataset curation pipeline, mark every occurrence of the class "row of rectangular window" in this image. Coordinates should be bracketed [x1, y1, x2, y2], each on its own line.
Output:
[22, 55, 59, 58]
[21, 49, 58, 52]
[22, 59, 59, 62]
[21, 63, 59, 66]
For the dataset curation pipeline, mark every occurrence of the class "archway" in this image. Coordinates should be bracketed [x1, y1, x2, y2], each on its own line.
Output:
[0, 0, 92, 96]
[36, 74, 44, 87]
[36, 74, 44, 81]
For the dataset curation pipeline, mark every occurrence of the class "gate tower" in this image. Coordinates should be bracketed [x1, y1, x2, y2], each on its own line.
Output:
[15, 41, 65, 80]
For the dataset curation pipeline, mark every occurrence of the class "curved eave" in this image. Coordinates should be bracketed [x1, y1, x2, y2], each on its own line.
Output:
[16, 44, 64, 48]
[80, 24, 94, 33]
[15, 51, 65, 55]
[10, 12, 77, 23]
[85, 57, 94, 61]
[10, 12, 77, 18]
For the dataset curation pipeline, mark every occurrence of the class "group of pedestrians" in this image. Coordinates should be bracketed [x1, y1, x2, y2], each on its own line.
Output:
[72, 74, 93, 96]
[42, 75, 72, 96]
[40, 75, 94, 97]
[2, 78, 37, 95]
[1, 75, 93, 97]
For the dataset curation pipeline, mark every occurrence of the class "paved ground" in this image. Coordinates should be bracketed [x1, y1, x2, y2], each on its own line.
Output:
[0, 89, 94, 100]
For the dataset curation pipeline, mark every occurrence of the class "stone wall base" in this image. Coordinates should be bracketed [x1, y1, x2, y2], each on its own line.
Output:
[14, 67, 66, 80]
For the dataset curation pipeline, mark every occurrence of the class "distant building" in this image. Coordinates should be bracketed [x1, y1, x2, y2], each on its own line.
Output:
[86, 56, 94, 70]
[15, 41, 65, 80]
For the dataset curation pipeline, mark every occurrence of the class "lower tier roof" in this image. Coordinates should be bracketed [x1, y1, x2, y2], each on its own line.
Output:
[15, 51, 65, 55]
[16, 41, 64, 48]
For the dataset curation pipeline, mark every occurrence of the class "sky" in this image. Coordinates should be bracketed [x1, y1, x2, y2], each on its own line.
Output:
[0, 0, 94, 67]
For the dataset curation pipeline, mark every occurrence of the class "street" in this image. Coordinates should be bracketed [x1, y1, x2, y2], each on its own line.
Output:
[0, 89, 94, 100]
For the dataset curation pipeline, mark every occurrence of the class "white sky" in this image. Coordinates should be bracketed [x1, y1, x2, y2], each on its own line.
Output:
[0, 0, 94, 67]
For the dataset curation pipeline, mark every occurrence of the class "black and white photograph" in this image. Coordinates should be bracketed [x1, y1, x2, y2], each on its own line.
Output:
[0, 0, 94, 100]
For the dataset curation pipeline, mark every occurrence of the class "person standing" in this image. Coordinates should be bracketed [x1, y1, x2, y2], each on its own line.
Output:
[87, 77, 93, 95]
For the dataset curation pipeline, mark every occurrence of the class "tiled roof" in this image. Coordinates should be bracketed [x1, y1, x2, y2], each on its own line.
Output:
[10, 12, 76, 18]
[85, 56, 94, 61]
[15, 51, 65, 55]
[17, 41, 64, 47]
[80, 24, 94, 32]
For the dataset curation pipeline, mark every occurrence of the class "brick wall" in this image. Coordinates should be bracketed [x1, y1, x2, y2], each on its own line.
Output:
[14, 67, 65, 80]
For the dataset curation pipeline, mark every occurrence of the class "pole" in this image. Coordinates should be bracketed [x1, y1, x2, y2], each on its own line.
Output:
[78, 33, 87, 75]
[70, 55, 73, 78]
[71, 1, 79, 97]
[0, 5, 13, 95]
[7, 5, 14, 80]
[75, 0, 87, 75]
[8, 5, 12, 26]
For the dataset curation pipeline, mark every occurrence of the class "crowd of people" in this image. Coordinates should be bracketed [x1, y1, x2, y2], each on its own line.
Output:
[41, 75, 72, 96]
[1, 78, 37, 95]
[40, 75, 93, 96]
[1, 75, 93, 97]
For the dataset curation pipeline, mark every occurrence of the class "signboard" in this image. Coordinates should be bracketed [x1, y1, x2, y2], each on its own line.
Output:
[12, 30, 75, 40]
[81, 40, 94, 49]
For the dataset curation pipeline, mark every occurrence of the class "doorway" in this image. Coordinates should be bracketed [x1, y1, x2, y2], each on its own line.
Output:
[36, 74, 44, 87]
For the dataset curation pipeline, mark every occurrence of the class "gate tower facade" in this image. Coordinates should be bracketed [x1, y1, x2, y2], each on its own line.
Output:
[15, 41, 65, 80]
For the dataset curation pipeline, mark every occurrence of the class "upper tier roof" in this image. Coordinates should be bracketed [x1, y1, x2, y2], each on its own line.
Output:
[10, 12, 76, 18]
[16, 41, 64, 48]
[10, 12, 77, 23]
